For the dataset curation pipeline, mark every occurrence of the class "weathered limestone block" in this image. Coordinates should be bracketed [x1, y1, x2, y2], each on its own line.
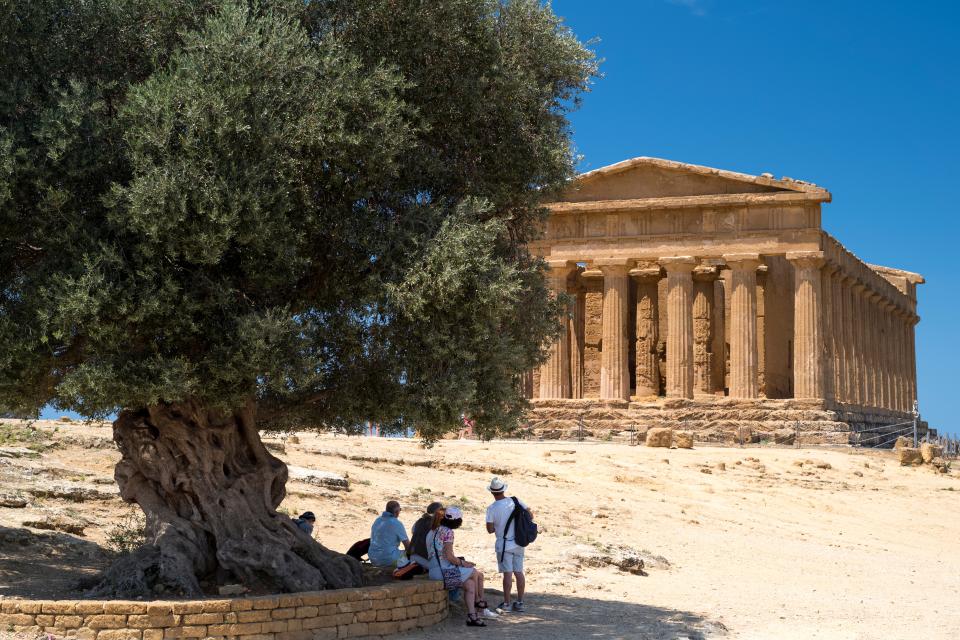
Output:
[893, 435, 913, 450]
[645, 427, 673, 447]
[898, 447, 923, 466]
[920, 443, 943, 463]
[774, 428, 796, 445]
[673, 432, 694, 449]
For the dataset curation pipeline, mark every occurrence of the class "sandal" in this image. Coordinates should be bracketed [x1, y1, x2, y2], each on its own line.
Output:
[475, 599, 489, 610]
[466, 613, 487, 627]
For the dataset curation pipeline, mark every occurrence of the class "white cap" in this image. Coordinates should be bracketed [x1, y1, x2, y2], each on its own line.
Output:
[444, 506, 463, 520]
[488, 477, 507, 493]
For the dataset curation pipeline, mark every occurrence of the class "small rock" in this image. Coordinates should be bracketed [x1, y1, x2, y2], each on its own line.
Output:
[673, 432, 694, 449]
[716, 462, 726, 471]
[287, 466, 350, 491]
[287, 435, 300, 445]
[700, 467, 712, 475]
[218, 584, 246, 596]
[0, 446, 37, 459]
[645, 427, 673, 448]
[920, 443, 943, 464]
[898, 447, 923, 466]
[815, 462, 831, 470]
[853, 471, 863, 477]
[23, 518, 86, 536]
[929, 457, 951, 474]
[0, 494, 28, 508]
[774, 429, 796, 445]
[893, 436, 913, 450]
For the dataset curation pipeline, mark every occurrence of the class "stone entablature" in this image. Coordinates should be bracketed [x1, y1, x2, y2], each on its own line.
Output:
[0, 580, 447, 640]
[527, 157, 923, 426]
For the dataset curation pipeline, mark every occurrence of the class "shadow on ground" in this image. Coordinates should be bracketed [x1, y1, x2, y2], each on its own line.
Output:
[0, 525, 111, 598]
[399, 590, 727, 640]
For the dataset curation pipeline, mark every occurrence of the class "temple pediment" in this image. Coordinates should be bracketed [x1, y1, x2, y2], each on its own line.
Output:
[557, 157, 830, 203]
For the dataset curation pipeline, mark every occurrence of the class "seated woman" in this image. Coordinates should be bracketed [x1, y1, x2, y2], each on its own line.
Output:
[426, 506, 490, 627]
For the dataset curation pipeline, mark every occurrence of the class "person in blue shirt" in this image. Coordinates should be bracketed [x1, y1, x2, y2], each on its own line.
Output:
[368, 500, 410, 567]
[292, 511, 316, 536]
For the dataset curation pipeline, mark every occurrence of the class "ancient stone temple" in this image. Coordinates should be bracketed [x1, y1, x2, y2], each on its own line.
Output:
[525, 157, 926, 444]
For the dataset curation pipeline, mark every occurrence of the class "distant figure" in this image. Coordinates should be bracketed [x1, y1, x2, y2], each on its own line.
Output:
[369, 500, 410, 567]
[426, 506, 491, 626]
[458, 414, 475, 440]
[293, 511, 316, 536]
[410, 501, 443, 569]
[486, 477, 532, 612]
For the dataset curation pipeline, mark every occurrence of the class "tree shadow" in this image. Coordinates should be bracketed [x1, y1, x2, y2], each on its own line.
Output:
[401, 589, 728, 640]
[0, 525, 112, 598]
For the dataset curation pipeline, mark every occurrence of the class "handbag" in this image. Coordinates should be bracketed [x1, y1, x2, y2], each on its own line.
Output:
[432, 529, 463, 590]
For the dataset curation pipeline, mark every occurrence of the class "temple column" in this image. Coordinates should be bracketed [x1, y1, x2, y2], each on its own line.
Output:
[712, 278, 727, 393]
[853, 280, 869, 407]
[724, 254, 761, 399]
[569, 271, 586, 399]
[908, 314, 918, 410]
[891, 305, 902, 410]
[631, 267, 661, 398]
[521, 370, 534, 399]
[788, 252, 825, 399]
[843, 274, 860, 405]
[898, 310, 909, 412]
[599, 263, 630, 401]
[889, 309, 900, 411]
[693, 266, 719, 396]
[661, 257, 696, 399]
[881, 301, 895, 410]
[821, 263, 836, 404]
[538, 262, 573, 399]
[831, 269, 847, 403]
[865, 291, 881, 407]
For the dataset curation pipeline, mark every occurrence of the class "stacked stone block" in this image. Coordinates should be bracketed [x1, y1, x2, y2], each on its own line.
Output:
[0, 581, 447, 640]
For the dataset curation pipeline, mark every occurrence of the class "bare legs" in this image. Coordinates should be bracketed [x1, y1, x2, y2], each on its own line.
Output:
[502, 571, 525, 605]
[464, 577, 477, 616]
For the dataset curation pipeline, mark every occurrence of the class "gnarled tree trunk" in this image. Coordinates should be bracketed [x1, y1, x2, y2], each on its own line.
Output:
[89, 400, 362, 598]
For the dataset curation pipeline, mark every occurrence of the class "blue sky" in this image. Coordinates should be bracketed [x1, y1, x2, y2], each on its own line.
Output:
[43, 1, 958, 437]
[550, 0, 959, 436]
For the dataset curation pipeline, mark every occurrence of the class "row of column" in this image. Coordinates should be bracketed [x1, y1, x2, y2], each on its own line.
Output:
[822, 264, 918, 412]
[538, 253, 917, 412]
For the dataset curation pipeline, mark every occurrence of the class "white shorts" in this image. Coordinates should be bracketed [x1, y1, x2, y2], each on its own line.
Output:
[497, 547, 525, 573]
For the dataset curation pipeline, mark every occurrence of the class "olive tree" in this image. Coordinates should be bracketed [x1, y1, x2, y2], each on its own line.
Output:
[0, 0, 596, 596]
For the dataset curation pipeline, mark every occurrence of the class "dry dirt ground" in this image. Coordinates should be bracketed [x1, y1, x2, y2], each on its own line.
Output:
[1, 420, 959, 640]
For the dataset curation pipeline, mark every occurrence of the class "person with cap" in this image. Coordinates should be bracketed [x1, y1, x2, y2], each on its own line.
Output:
[410, 501, 443, 570]
[485, 477, 532, 612]
[368, 500, 411, 567]
[426, 506, 492, 626]
[293, 511, 316, 536]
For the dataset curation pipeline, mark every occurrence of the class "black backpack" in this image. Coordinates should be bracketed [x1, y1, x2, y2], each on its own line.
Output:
[500, 497, 537, 562]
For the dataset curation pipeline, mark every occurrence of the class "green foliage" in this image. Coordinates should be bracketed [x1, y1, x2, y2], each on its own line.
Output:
[0, 422, 49, 447]
[105, 509, 147, 554]
[0, 0, 597, 440]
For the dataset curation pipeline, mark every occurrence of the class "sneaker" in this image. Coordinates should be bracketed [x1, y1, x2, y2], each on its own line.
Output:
[482, 608, 499, 619]
[512, 601, 525, 612]
[496, 602, 510, 613]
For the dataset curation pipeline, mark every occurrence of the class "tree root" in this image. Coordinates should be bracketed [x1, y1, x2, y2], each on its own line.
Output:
[88, 401, 362, 598]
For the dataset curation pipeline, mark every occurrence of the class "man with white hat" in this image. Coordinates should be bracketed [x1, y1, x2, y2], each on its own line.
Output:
[485, 476, 532, 612]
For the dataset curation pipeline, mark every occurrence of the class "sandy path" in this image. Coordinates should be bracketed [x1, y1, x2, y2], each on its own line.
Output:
[2, 423, 959, 639]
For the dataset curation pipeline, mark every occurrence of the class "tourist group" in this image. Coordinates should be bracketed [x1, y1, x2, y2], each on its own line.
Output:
[297, 476, 535, 628]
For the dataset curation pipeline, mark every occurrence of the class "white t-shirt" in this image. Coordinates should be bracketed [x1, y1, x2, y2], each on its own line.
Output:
[486, 496, 529, 552]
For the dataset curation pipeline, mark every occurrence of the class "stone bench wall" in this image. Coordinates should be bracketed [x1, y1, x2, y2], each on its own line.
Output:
[0, 580, 447, 640]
